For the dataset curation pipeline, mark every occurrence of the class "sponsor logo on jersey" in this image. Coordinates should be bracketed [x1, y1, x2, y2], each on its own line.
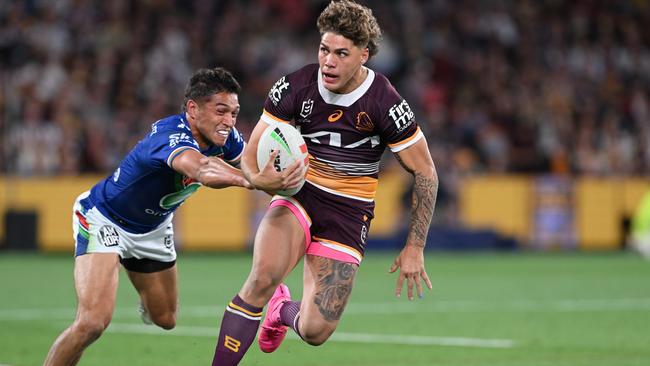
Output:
[328, 109, 344, 122]
[159, 176, 202, 209]
[177, 122, 191, 131]
[388, 99, 415, 131]
[300, 99, 314, 118]
[113, 167, 121, 182]
[355, 112, 374, 132]
[232, 128, 243, 143]
[98, 225, 120, 247]
[145, 208, 172, 216]
[269, 76, 290, 106]
[168, 132, 194, 148]
[302, 131, 381, 149]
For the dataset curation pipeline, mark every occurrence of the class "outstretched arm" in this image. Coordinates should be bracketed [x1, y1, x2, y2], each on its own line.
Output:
[389, 137, 438, 300]
[171, 149, 252, 189]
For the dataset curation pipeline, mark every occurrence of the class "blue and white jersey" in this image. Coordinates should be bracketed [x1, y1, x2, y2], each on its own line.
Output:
[87, 113, 245, 234]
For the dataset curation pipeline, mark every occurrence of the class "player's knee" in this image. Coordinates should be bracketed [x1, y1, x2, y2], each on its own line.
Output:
[151, 312, 176, 330]
[246, 271, 283, 296]
[301, 325, 335, 346]
[73, 317, 110, 342]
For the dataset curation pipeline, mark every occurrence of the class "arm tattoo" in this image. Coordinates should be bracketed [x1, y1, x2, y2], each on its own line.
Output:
[407, 172, 437, 248]
[313, 257, 358, 322]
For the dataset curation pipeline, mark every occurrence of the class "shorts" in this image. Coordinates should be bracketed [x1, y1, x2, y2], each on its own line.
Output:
[72, 191, 177, 270]
[270, 181, 374, 265]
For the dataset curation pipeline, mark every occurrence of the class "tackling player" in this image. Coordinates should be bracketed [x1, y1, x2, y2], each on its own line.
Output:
[211, 1, 438, 365]
[43, 67, 253, 366]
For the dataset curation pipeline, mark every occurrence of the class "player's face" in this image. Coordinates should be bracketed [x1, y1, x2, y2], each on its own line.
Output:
[190, 92, 240, 148]
[318, 32, 369, 94]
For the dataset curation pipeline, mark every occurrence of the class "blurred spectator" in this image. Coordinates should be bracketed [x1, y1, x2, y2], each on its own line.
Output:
[1, 0, 649, 219]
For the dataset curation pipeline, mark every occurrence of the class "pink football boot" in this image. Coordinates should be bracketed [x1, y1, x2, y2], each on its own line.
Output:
[258, 283, 292, 353]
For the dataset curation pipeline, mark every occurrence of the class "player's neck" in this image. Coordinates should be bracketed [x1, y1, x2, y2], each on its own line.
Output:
[338, 66, 368, 94]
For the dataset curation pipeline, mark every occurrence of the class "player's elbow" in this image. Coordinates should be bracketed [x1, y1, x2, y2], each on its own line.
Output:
[415, 164, 438, 184]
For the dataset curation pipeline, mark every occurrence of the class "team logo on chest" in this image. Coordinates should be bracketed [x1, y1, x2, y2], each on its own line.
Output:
[355, 112, 374, 132]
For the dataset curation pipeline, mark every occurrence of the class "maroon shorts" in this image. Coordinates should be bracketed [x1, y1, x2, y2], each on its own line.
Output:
[269, 181, 375, 264]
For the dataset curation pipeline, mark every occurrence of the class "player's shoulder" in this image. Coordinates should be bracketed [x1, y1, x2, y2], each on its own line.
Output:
[366, 69, 403, 112]
[150, 114, 192, 135]
[286, 64, 319, 84]
[277, 64, 318, 92]
[368, 69, 399, 100]
[268, 64, 318, 107]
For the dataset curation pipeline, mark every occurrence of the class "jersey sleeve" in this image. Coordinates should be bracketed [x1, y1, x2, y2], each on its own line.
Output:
[377, 82, 423, 153]
[261, 75, 296, 124]
[148, 121, 201, 168]
[222, 127, 246, 163]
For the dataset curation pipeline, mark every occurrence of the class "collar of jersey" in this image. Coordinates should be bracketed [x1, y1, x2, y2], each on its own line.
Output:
[317, 67, 375, 107]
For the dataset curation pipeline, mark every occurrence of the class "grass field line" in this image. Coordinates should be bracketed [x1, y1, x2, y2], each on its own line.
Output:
[2, 297, 650, 321]
[105, 322, 516, 348]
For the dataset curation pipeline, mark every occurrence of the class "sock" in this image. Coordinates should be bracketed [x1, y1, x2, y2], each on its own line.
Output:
[279, 300, 302, 339]
[212, 295, 263, 366]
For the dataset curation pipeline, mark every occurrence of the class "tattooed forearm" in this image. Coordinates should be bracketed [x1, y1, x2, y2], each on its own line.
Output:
[313, 257, 358, 322]
[407, 172, 437, 247]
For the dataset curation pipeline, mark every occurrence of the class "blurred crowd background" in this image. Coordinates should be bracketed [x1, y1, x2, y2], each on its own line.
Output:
[1, 0, 649, 225]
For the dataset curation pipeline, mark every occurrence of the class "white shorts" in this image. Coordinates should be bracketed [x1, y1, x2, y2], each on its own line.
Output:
[72, 191, 176, 263]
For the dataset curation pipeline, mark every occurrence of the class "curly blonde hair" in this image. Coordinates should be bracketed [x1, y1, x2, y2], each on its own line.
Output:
[317, 0, 382, 58]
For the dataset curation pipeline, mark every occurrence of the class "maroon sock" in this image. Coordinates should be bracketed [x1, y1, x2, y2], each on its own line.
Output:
[212, 295, 263, 366]
[279, 300, 302, 339]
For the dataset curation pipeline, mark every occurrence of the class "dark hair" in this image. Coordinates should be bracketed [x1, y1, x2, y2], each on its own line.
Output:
[182, 67, 241, 112]
[317, 0, 382, 59]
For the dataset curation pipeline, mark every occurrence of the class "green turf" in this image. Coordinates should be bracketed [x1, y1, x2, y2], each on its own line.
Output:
[1, 251, 649, 365]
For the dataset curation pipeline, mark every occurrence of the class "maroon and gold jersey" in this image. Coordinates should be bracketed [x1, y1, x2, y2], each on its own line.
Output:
[261, 64, 423, 202]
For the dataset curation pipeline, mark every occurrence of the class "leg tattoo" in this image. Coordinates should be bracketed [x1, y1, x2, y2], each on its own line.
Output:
[312, 257, 357, 322]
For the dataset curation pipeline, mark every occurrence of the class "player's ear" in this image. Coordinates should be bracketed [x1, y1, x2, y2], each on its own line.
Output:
[186, 100, 198, 119]
[361, 47, 369, 65]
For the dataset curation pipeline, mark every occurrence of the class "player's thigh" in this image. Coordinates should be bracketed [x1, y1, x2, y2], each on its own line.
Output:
[126, 264, 177, 313]
[300, 255, 359, 330]
[74, 253, 121, 320]
[250, 204, 307, 279]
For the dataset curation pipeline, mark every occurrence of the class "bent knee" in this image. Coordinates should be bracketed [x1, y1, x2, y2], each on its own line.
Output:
[301, 326, 336, 346]
[150, 311, 177, 330]
[244, 273, 283, 297]
[73, 317, 111, 341]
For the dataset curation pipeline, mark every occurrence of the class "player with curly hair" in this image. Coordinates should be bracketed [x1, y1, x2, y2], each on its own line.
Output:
[211, 2, 438, 364]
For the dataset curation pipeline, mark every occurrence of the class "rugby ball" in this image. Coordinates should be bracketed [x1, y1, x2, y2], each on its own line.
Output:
[256, 123, 308, 196]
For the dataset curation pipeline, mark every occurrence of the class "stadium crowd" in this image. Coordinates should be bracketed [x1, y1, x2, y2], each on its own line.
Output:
[1, 0, 649, 194]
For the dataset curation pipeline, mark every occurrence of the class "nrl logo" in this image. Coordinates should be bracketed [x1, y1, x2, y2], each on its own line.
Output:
[300, 99, 314, 118]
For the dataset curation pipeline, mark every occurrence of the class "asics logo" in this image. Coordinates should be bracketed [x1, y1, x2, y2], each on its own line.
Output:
[328, 110, 344, 122]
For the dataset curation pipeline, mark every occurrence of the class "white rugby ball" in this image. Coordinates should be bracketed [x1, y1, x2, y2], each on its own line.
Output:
[256, 123, 308, 196]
